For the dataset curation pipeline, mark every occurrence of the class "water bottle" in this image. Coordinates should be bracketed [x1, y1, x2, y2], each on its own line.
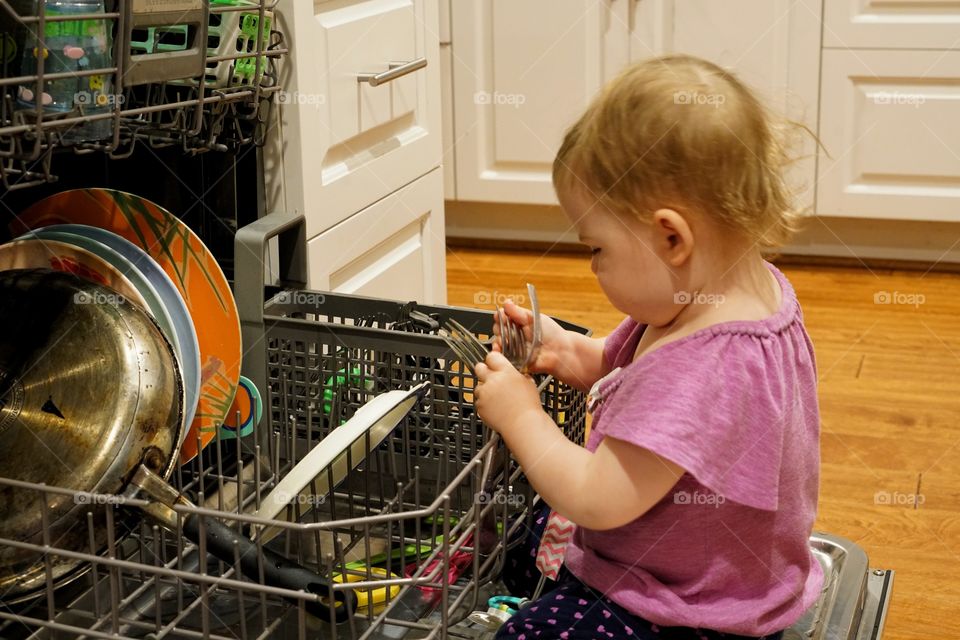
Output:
[17, 0, 114, 143]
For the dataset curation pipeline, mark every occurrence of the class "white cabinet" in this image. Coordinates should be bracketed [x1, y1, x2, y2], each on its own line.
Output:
[824, 0, 960, 50]
[450, 0, 629, 204]
[447, 0, 820, 208]
[435, 1, 960, 257]
[306, 168, 447, 303]
[667, 0, 822, 210]
[267, 0, 444, 240]
[265, 0, 447, 304]
[817, 49, 960, 222]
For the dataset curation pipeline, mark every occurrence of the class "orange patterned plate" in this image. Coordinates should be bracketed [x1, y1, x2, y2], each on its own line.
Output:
[12, 189, 241, 464]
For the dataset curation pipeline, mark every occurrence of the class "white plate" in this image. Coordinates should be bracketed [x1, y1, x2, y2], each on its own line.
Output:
[253, 381, 430, 543]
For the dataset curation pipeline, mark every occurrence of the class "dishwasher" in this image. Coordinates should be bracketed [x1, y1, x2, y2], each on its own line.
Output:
[0, 209, 894, 639]
[0, 0, 892, 637]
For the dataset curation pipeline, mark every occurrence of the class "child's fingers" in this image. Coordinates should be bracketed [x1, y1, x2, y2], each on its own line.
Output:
[502, 299, 532, 326]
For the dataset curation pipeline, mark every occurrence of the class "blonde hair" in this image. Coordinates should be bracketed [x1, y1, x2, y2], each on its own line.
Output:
[553, 55, 808, 248]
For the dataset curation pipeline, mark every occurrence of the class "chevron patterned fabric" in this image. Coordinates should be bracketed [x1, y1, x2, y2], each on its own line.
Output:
[535, 510, 575, 580]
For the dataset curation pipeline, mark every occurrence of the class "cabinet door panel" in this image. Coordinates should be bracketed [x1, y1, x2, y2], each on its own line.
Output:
[817, 49, 960, 221]
[824, 0, 960, 49]
[307, 169, 447, 303]
[451, 0, 629, 204]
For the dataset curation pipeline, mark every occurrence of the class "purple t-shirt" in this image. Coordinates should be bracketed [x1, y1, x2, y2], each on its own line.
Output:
[564, 261, 824, 636]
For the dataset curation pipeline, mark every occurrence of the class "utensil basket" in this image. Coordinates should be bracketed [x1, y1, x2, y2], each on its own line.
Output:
[0, 212, 590, 639]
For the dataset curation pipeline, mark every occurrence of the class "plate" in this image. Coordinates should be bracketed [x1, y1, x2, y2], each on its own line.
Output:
[0, 238, 148, 311]
[253, 382, 430, 544]
[21, 225, 203, 445]
[13, 189, 241, 463]
[220, 375, 262, 440]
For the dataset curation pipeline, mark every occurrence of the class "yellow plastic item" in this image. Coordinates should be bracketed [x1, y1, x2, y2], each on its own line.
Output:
[332, 567, 402, 612]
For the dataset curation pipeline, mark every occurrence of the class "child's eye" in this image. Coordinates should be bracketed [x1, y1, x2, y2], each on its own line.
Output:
[591, 248, 601, 255]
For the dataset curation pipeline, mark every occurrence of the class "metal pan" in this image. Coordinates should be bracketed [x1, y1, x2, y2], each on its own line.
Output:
[0, 269, 369, 622]
[0, 269, 186, 601]
[16, 225, 203, 444]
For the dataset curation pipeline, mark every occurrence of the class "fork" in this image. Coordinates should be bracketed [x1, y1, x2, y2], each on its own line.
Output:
[440, 284, 541, 376]
[497, 307, 528, 371]
[440, 285, 544, 555]
[496, 283, 541, 374]
[439, 317, 490, 375]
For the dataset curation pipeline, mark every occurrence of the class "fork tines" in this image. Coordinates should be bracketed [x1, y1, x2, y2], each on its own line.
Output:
[440, 318, 489, 374]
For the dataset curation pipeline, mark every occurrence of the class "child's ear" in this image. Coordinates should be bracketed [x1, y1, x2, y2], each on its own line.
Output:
[651, 208, 693, 267]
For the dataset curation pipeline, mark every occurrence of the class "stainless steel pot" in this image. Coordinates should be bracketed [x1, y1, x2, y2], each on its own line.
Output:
[0, 269, 392, 622]
[0, 269, 186, 600]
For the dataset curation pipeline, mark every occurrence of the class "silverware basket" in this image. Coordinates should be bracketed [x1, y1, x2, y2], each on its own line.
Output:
[0, 212, 590, 639]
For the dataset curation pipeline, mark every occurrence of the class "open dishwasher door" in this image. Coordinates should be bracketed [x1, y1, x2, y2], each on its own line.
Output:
[784, 532, 893, 640]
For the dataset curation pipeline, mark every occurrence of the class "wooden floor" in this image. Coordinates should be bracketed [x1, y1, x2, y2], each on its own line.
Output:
[446, 247, 960, 640]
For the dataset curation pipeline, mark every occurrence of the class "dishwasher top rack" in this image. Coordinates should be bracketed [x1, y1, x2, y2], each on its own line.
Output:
[0, 0, 288, 190]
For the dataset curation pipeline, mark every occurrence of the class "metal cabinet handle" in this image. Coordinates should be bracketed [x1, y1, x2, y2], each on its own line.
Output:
[357, 57, 428, 87]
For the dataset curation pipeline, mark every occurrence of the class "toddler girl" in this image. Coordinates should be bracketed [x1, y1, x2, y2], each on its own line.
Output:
[474, 54, 823, 639]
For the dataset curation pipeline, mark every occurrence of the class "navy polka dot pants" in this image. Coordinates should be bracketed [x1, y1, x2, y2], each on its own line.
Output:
[494, 572, 783, 640]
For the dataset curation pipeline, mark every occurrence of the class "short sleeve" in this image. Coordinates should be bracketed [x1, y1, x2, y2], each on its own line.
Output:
[594, 333, 787, 511]
[602, 317, 645, 370]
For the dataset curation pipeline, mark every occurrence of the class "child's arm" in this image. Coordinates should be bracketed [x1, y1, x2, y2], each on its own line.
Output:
[502, 407, 684, 530]
[474, 352, 684, 529]
[495, 300, 610, 393]
[549, 332, 609, 393]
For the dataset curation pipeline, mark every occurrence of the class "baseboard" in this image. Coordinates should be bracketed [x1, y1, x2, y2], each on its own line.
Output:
[445, 200, 960, 272]
[446, 235, 960, 273]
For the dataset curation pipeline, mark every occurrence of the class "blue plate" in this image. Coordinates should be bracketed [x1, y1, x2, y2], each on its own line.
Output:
[18, 226, 201, 437]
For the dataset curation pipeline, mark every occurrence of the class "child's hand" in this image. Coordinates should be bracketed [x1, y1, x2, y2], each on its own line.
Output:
[474, 351, 544, 434]
[492, 299, 570, 377]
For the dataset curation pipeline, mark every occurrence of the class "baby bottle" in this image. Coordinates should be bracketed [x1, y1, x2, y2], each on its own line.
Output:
[18, 0, 114, 143]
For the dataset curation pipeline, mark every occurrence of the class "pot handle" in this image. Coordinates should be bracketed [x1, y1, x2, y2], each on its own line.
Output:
[131, 464, 354, 623]
[182, 515, 356, 623]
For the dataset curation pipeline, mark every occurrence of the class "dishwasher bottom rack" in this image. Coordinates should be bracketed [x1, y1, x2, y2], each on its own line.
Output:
[0, 432, 546, 640]
[0, 214, 592, 639]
